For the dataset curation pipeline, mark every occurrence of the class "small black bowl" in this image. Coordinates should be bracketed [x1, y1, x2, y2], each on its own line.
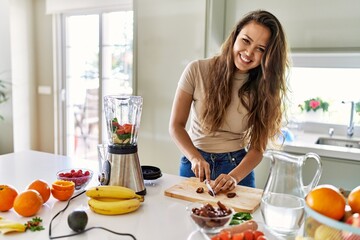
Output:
[141, 165, 162, 180]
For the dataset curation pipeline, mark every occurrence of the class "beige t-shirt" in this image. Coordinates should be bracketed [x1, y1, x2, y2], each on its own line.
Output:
[178, 58, 250, 153]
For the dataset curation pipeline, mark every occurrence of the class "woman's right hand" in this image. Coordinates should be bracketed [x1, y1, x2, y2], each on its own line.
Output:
[190, 158, 210, 182]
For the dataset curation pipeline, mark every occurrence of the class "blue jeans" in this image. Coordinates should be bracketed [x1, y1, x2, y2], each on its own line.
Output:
[179, 148, 255, 188]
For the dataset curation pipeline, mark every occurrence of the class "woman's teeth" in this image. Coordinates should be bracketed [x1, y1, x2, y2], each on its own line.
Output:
[241, 55, 251, 63]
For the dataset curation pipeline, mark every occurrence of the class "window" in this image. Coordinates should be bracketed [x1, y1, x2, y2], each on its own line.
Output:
[59, 10, 134, 160]
[288, 67, 360, 125]
[288, 52, 360, 126]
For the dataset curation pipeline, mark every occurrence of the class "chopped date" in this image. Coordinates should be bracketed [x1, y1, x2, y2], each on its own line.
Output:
[217, 201, 227, 211]
[196, 187, 204, 193]
[191, 201, 232, 229]
[226, 192, 237, 198]
[191, 202, 231, 218]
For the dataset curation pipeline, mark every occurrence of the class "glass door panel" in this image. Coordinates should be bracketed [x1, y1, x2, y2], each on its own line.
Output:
[65, 14, 100, 160]
[102, 11, 133, 95]
[63, 11, 133, 161]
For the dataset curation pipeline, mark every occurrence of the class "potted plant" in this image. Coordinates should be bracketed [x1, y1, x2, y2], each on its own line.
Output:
[299, 97, 329, 113]
[298, 97, 329, 122]
[0, 79, 10, 120]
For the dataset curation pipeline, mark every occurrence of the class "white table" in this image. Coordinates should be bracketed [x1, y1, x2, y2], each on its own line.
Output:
[0, 150, 286, 240]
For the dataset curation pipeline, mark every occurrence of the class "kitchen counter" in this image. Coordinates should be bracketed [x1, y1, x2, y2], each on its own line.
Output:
[283, 131, 360, 162]
[0, 150, 283, 240]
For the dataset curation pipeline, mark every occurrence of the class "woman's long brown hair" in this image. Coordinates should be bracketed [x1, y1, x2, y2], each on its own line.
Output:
[201, 10, 289, 152]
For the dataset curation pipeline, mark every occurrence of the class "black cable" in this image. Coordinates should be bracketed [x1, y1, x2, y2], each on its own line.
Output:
[49, 190, 85, 237]
[49, 226, 136, 240]
[48, 189, 137, 240]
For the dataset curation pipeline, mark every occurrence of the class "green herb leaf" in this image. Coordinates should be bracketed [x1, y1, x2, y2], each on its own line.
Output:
[24, 217, 45, 232]
[229, 219, 242, 225]
[229, 212, 252, 225]
[117, 133, 131, 140]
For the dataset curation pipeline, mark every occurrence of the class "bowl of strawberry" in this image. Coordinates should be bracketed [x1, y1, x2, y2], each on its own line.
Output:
[57, 169, 93, 190]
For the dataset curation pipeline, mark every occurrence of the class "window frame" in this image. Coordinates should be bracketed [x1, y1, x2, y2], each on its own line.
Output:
[52, 4, 135, 155]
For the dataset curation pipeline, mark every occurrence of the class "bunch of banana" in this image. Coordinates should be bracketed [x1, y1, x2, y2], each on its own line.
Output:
[0, 216, 26, 234]
[86, 186, 144, 215]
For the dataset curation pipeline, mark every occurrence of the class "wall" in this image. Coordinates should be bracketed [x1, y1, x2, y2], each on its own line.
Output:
[225, 0, 360, 49]
[0, 0, 53, 154]
[10, 0, 38, 152]
[0, 0, 14, 154]
[34, 0, 54, 153]
[0, 0, 37, 154]
[135, 0, 207, 174]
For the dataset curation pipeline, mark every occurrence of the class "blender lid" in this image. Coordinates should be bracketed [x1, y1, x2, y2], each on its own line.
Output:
[141, 165, 162, 180]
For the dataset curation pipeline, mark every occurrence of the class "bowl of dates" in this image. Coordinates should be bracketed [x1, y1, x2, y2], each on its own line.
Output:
[188, 201, 233, 234]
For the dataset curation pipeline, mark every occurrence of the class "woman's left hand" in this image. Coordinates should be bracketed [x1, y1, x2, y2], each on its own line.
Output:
[212, 174, 238, 193]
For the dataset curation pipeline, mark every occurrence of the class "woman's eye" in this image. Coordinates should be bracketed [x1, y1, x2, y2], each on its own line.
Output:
[242, 38, 250, 44]
[258, 47, 265, 53]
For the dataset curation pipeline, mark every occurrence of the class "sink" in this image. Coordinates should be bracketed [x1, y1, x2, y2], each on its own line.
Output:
[316, 137, 360, 149]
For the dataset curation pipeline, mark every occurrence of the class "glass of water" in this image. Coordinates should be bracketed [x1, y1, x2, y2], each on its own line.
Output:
[261, 192, 305, 237]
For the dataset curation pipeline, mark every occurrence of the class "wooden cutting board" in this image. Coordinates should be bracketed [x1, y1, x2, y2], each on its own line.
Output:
[164, 177, 263, 213]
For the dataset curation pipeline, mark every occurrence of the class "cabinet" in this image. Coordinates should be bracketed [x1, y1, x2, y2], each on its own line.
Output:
[254, 156, 271, 190]
[255, 153, 360, 191]
[302, 156, 360, 191]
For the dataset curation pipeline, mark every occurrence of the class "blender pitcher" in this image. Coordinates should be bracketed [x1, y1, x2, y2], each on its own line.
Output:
[99, 95, 146, 195]
[260, 150, 322, 237]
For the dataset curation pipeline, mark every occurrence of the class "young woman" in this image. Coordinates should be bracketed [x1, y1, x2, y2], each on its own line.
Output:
[169, 10, 289, 193]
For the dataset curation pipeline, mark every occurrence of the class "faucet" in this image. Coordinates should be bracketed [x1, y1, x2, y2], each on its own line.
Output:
[342, 101, 355, 137]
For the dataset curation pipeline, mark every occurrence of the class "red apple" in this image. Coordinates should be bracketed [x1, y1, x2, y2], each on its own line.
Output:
[342, 213, 360, 240]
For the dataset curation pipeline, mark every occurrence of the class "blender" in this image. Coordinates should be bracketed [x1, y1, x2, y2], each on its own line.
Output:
[99, 95, 146, 195]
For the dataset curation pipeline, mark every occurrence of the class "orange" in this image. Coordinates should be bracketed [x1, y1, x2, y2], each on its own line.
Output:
[306, 184, 346, 220]
[52, 180, 75, 191]
[0, 185, 18, 212]
[13, 189, 43, 217]
[51, 180, 75, 201]
[348, 185, 360, 214]
[51, 187, 74, 201]
[27, 179, 51, 203]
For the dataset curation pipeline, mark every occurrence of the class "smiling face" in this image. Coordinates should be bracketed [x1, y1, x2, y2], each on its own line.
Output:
[233, 21, 271, 74]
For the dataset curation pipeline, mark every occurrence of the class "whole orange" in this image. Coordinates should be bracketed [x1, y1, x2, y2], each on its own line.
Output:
[348, 185, 360, 214]
[0, 185, 18, 212]
[27, 179, 51, 203]
[306, 184, 346, 220]
[13, 189, 43, 217]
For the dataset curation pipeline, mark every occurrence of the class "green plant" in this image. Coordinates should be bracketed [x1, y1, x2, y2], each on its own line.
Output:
[0, 79, 11, 120]
[356, 101, 360, 113]
[299, 97, 329, 112]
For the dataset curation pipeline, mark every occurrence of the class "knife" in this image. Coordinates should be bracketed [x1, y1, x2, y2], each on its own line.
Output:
[204, 180, 216, 197]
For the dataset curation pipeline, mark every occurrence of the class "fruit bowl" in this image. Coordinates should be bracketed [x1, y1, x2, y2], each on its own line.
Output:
[57, 168, 93, 191]
[187, 201, 234, 234]
[304, 202, 360, 239]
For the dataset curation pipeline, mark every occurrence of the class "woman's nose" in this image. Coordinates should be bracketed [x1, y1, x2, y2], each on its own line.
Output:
[245, 47, 254, 56]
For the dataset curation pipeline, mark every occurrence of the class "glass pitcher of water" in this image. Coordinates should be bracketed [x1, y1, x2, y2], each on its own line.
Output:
[260, 150, 322, 237]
